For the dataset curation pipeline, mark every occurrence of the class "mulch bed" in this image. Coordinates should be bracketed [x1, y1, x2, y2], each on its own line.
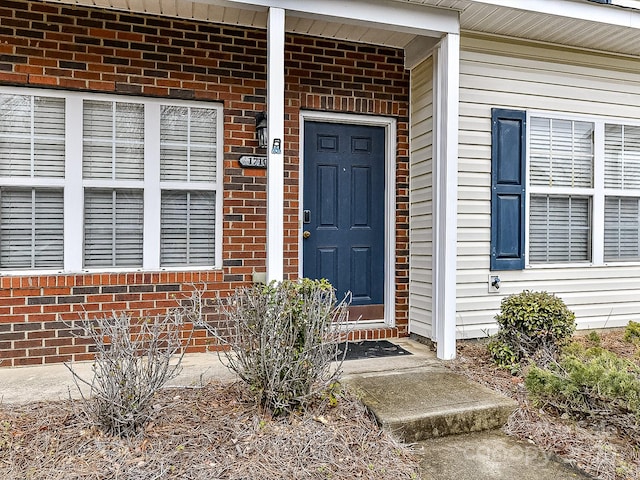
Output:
[448, 331, 640, 480]
[0, 381, 420, 479]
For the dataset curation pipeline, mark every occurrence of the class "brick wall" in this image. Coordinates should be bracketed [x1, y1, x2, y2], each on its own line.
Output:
[0, 1, 410, 366]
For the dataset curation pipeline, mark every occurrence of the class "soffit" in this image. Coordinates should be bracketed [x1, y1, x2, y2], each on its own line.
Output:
[404, 0, 640, 57]
[44, 0, 640, 56]
[43, 0, 418, 47]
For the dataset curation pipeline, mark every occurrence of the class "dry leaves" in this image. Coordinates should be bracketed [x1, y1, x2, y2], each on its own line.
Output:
[0, 381, 420, 479]
[450, 333, 640, 480]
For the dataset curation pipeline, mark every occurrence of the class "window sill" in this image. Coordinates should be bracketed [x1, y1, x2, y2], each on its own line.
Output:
[0, 265, 223, 276]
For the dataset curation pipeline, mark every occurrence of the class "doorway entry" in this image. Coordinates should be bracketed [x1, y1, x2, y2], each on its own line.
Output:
[302, 121, 385, 320]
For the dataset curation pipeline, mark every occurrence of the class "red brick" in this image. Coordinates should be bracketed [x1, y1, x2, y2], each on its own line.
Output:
[28, 75, 58, 85]
[13, 357, 43, 366]
[59, 346, 87, 355]
[15, 339, 44, 349]
[13, 306, 42, 315]
[28, 330, 56, 339]
[0, 2, 409, 367]
[45, 355, 73, 363]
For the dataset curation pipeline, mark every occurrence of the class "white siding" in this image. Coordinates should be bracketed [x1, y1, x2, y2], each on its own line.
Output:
[457, 33, 640, 336]
[410, 56, 434, 338]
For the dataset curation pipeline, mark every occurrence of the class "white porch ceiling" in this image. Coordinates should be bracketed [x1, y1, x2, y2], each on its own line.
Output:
[409, 0, 640, 57]
[43, 0, 640, 57]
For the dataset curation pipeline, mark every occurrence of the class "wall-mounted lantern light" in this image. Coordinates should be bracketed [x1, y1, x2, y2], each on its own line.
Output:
[255, 112, 268, 149]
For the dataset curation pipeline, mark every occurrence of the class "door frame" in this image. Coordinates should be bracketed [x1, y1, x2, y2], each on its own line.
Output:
[299, 111, 397, 327]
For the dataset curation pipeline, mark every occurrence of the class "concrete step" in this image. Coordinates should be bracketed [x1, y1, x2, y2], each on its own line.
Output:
[344, 368, 517, 443]
[417, 430, 591, 480]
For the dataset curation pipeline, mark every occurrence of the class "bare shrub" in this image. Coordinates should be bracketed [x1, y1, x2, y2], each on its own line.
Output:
[200, 279, 350, 415]
[65, 291, 201, 437]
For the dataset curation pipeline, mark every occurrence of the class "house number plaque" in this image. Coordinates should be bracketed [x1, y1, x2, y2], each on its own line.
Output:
[239, 155, 267, 169]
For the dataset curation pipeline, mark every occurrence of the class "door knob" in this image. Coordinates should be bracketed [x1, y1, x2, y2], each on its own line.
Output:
[303, 230, 311, 239]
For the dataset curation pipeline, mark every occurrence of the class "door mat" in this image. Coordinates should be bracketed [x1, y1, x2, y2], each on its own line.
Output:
[337, 340, 412, 361]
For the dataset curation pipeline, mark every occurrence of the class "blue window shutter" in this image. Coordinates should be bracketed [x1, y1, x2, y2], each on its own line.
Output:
[491, 108, 526, 271]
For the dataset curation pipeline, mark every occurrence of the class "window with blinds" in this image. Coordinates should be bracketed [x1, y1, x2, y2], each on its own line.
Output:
[84, 189, 144, 267]
[160, 191, 215, 266]
[530, 117, 594, 188]
[604, 124, 640, 261]
[159, 106, 218, 267]
[529, 117, 594, 264]
[0, 93, 65, 269]
[0, 87, 222, 272]
[529, 195, 591, 263]
[82, 100, 145, 268]
[83, 101, 144, 181]
[0, 188, 64, 269]
[604, 197, 640, 261]
[160, 106, 217, 183]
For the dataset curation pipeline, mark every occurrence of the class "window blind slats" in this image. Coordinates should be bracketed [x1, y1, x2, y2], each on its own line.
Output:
[0, 188, 64, 269]
[605, 124, 640, 189]
[160, 191, 215, 266]
[84, 189, 143, 268]
[529, 195, 590, 263]
[83, 100, 144, 180]
[0, 95, 65, 178]
[160, 106, 217, 183]
[530, 117, 593, 188]
[604, 196, 640, 261]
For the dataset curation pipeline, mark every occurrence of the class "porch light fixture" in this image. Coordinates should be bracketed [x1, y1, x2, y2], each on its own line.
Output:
[255, 112, 268, 148]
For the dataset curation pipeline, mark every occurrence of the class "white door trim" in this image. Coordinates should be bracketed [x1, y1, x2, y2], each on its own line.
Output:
[299, 111, 397, 327]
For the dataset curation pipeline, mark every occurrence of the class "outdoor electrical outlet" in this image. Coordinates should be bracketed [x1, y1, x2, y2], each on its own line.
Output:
[252, 271, 267, 284]
[488, 275, 501, 293]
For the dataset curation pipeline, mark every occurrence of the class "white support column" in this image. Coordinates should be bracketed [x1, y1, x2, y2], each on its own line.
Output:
[432, 33, 459, 360]
[266, 7, 285, 282]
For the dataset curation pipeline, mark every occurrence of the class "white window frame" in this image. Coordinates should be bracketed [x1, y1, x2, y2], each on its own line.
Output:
[526, 110, 640, 268]
[0, 86, 224, 274]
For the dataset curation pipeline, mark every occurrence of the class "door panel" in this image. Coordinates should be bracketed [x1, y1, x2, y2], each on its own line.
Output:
[303, 121, 385, 306]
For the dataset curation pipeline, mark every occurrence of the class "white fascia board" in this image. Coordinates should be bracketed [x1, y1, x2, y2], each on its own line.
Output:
[207, 0, 459, 36]
[614, 0, 640, 10]
[471, 0, 640, 29]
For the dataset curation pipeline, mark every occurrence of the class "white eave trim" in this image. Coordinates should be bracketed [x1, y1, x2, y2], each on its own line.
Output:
[471, 0, 640, 29]
[209, 0, 460, 36]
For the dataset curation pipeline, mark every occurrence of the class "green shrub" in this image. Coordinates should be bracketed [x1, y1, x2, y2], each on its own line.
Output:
[206, 278, 349, 416]
[525, 345, 640, 422]
[488, 290, 576, 370]
[585, 331, 601, 347]
[624, 320, 640, 344]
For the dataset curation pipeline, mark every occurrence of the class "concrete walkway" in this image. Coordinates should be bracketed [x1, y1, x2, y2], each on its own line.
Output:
[0, 338, 590, 479]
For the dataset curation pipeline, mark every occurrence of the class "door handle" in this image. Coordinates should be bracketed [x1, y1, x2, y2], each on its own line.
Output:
[303, 210, 311, 224]
[303, 230, 311, 239]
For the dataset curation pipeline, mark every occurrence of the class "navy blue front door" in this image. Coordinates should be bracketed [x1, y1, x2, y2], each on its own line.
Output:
[303, 122, 385, 306]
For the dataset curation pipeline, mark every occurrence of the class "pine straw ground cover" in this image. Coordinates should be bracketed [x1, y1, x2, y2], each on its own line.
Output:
[0, 381, 420, 479]
[449, 330, 640, 480]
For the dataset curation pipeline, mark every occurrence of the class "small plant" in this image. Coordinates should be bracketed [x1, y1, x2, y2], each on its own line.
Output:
[65, 291, 201, 437]
[488, 290, 576, 370]
[202, 278, 349, 415]
[624, 320, 640, 344]
[585, 330, 602, 347]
